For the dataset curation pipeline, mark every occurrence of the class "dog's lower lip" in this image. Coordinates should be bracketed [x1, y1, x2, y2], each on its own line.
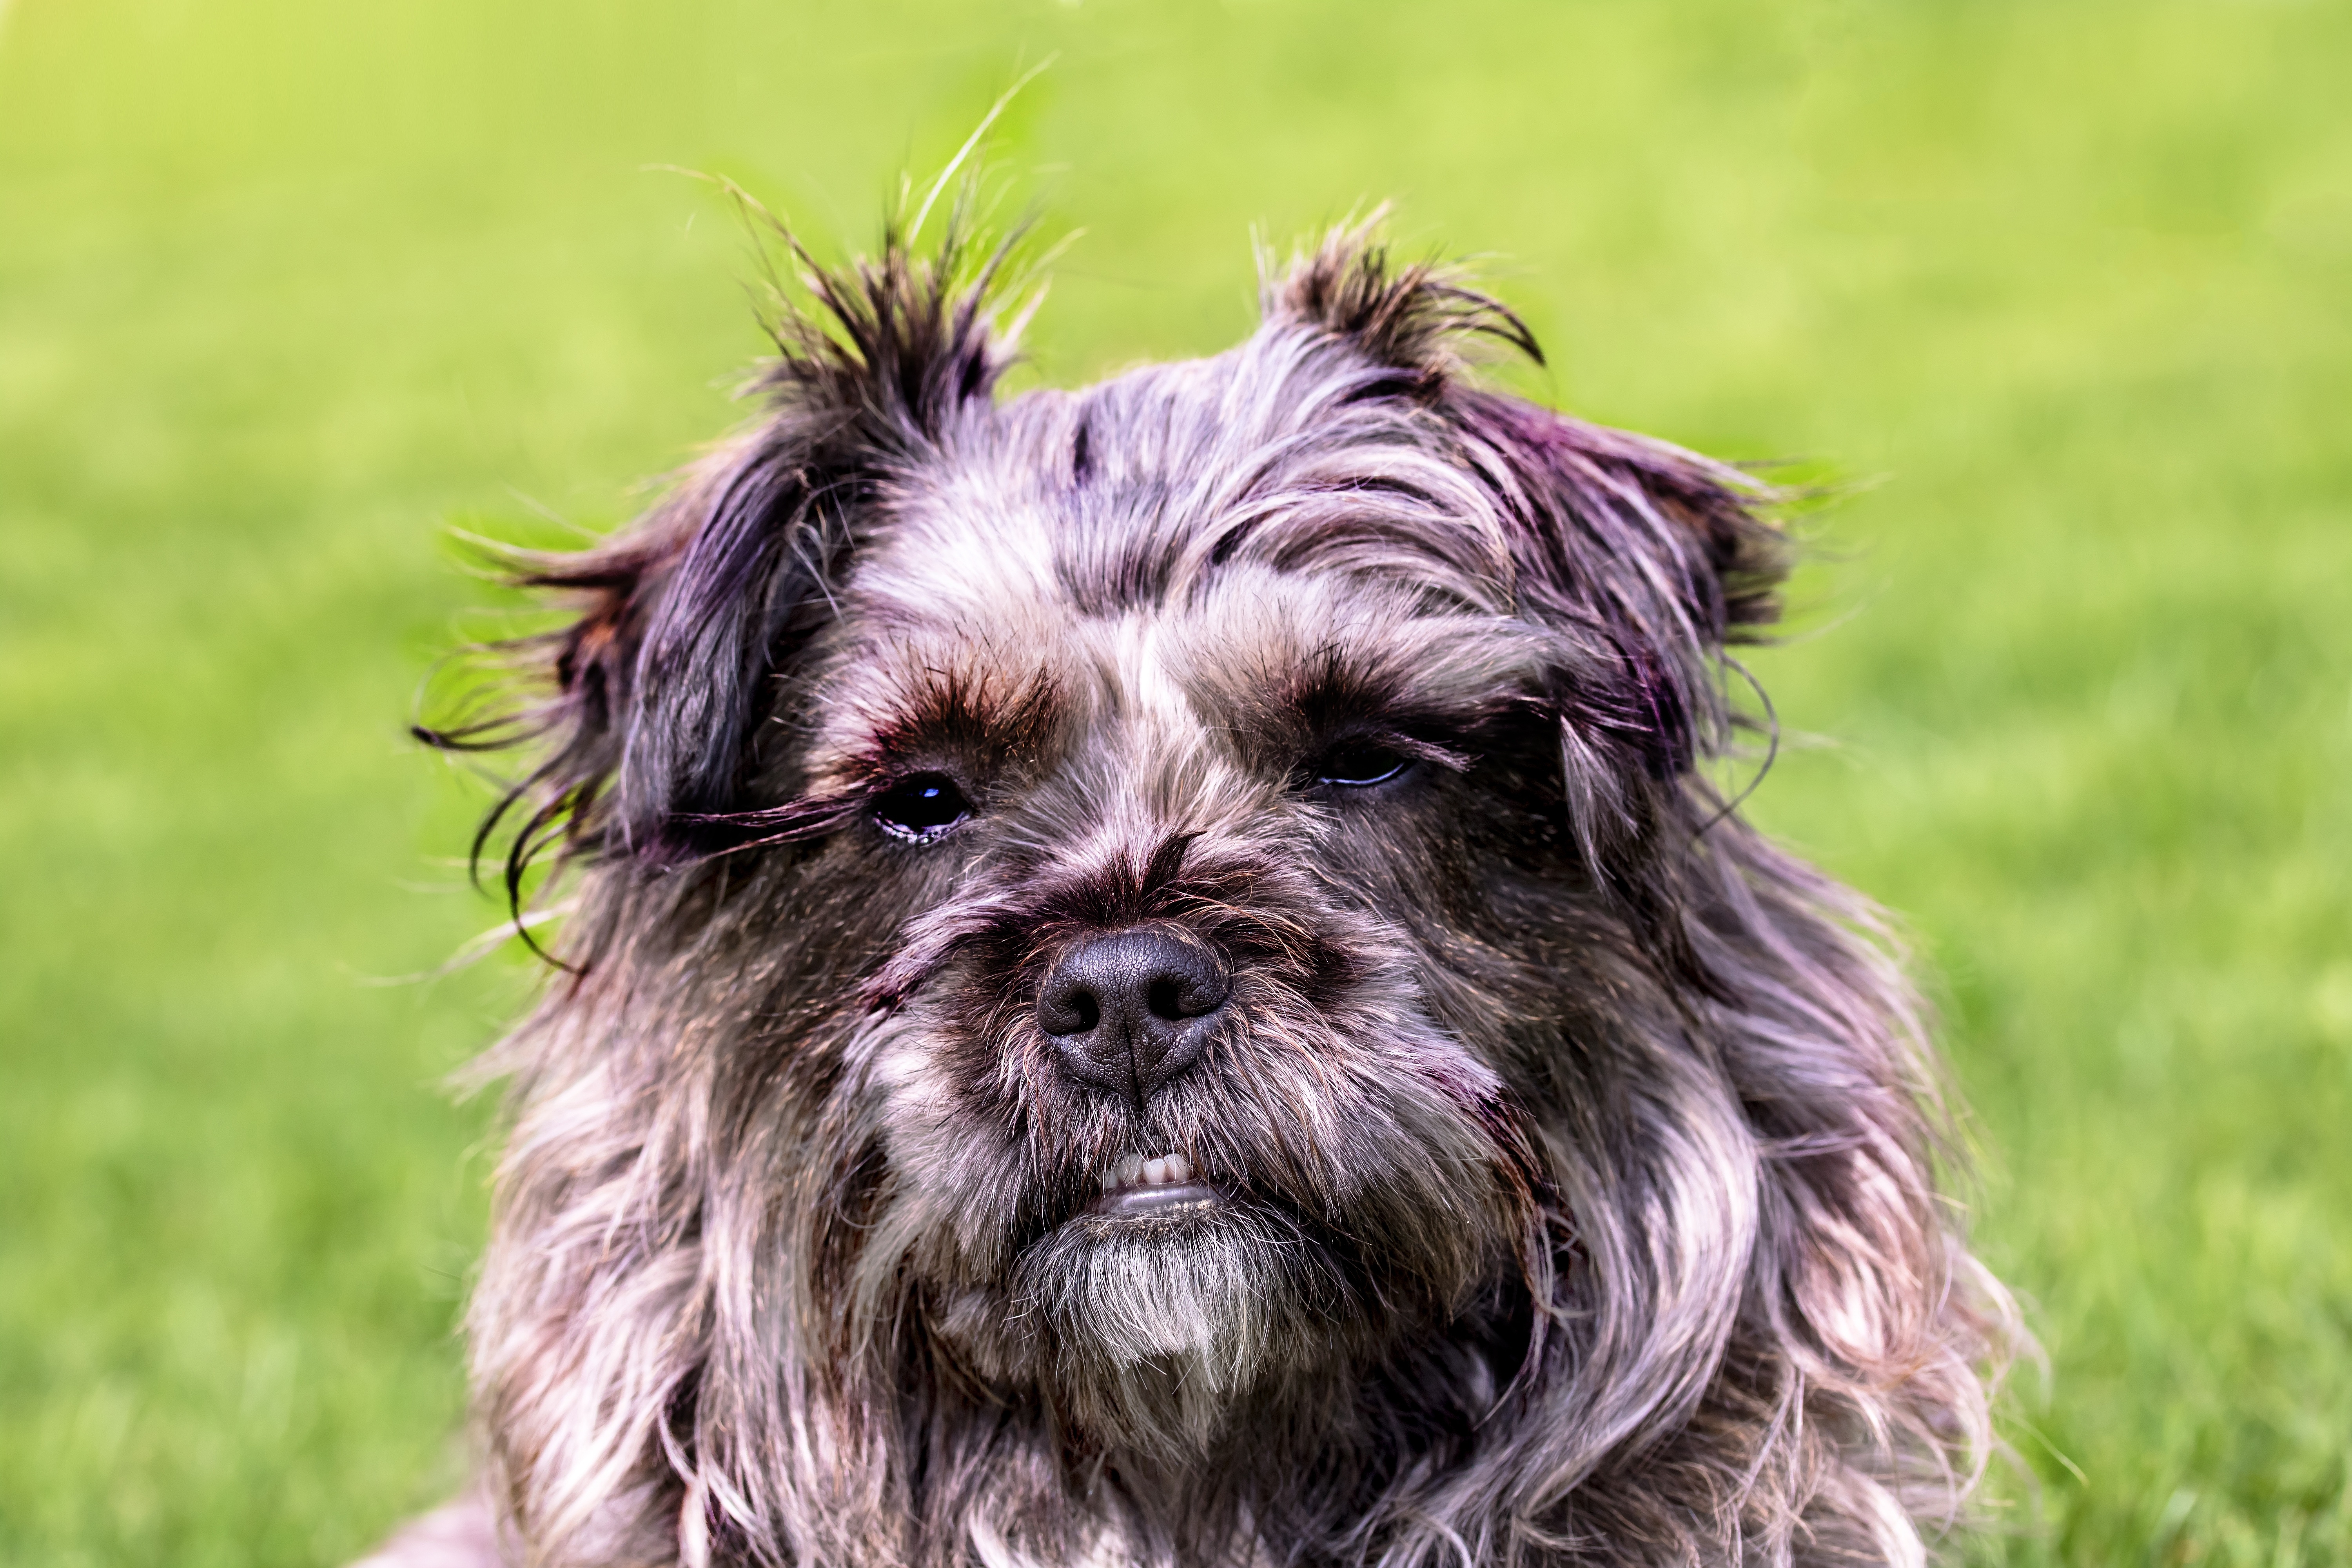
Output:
[1087, 1181, 1222, 1217]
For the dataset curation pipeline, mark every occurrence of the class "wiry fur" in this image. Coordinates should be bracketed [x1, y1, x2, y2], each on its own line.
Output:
[406, 216, 2013, 1568]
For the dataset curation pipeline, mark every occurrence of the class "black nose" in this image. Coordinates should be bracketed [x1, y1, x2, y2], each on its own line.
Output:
[1037, 927, 1230, 1105]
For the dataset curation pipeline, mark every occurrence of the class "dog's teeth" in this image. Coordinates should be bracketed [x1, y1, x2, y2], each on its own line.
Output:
[1102, 1152, 1194, 1193]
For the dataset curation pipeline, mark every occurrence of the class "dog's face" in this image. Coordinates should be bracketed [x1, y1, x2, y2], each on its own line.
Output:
[444, 229, 2004, 1568]
[836, 514, 1555, 1445]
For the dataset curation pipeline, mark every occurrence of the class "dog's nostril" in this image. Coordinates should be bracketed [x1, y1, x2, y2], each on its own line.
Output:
[1145, 977, 1183, 1022]
[1038, 981, 1102, 1038]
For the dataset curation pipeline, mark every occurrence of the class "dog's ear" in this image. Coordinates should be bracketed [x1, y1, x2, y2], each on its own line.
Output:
[423, 226, 1021, 902]
[1268, 224, 1786, 782]
[1450, 391, 1787, 780]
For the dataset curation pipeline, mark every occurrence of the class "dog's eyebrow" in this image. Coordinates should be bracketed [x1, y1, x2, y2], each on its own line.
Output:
[1275, 630, 1544, 730]
[815, 632, 1069, 777]
[1166, 593, 1557, 770]
[885, 666, 1060, 750]
[1277, 643, 1428, 729]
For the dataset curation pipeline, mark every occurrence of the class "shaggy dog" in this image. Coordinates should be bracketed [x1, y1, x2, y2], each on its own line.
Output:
[381, 218, 2010, 1568]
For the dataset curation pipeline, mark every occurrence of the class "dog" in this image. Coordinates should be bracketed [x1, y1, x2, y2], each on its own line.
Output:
[382, 216, 2011, 1568]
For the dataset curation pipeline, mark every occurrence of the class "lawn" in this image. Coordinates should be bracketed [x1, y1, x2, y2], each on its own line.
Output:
[2, 0, 2347, 1563]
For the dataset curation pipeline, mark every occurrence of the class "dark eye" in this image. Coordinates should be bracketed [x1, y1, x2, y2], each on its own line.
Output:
[872, 772, 972, 840]
[1313, 741, 1413, 789]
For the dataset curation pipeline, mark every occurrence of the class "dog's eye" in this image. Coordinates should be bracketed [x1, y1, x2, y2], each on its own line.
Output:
[872, 773, 972, 840]
[1313, 742, 1413, 789]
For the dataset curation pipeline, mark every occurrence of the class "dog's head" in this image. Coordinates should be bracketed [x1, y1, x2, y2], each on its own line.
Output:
[439, 223, 2004, 1568]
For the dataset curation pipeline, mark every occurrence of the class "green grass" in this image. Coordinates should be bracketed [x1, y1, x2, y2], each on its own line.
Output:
[2, 0, 2347, 1562]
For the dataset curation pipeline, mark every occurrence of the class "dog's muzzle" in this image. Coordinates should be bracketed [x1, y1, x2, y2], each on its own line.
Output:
[1036, 925, 1230, 1109]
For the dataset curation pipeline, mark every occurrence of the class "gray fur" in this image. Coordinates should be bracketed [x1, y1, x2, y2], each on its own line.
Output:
[402, 217, 2014, 1568]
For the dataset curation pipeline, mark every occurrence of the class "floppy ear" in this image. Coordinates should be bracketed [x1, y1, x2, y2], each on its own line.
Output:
[612, 428, 844, 853]
[1449, 390, 1786, 779]
[421, 224, 1022, 902]
[413, 508, 706, 918]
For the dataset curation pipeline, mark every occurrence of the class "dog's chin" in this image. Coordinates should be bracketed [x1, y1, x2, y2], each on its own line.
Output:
[1025, 1191, 1287, 1362]
[945, 1188, 1357, 1454]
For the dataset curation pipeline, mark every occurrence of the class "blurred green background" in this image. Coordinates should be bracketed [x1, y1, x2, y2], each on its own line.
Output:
[3, 0, 2347, 1563]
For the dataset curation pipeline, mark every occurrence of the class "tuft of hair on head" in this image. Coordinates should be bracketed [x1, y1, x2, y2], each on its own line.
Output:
[413, 185, 1049, 952]
[1260, 207, 1543, 379]
[735, 172, 1053, 445]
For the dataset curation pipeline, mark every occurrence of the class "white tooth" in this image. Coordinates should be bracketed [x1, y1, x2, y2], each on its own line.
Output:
[1116, 1155, 1144, 1187]
[1143, 1157, 1170, 1185]
[1166, 1153, 1193, 1183]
